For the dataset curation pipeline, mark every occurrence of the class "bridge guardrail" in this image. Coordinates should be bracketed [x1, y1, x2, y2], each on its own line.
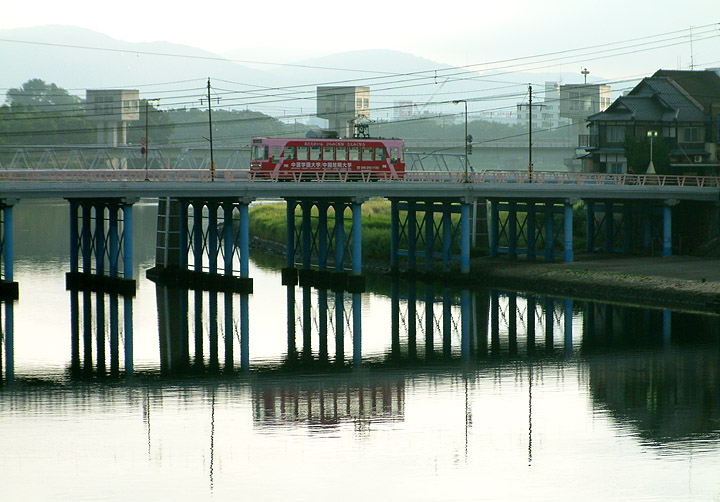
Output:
[0, 168, 719, 187]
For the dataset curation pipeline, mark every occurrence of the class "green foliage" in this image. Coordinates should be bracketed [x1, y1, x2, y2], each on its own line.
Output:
[126, 100, 174, 146]
[164, 108, 310, 147]
[0, 78, 95, 145]
[622, 135, 671, 174]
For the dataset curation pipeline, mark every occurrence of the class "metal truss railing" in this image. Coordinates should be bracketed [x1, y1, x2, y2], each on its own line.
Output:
[2, 168, 718, 187]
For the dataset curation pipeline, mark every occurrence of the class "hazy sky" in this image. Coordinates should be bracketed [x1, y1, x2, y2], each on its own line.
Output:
[1, 0, 719, 80]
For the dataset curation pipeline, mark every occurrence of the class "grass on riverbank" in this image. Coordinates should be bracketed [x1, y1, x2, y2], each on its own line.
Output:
[249, 199, 474, 263]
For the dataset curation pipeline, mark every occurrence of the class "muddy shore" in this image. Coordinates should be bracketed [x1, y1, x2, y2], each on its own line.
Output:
[250, 237, 720, 314]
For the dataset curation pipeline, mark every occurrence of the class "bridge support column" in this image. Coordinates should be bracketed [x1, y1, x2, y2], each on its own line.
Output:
[544, 203, 554, 262]
[238, 203, 250, 278]
[179, 200, 188, 271]
[425, 204, 434, 272]
[351, 202, 362, 275]
[208, 202, 218, 275]
[442, 203, 452, 272]
[563, 202, 573, 263]
[301, 201, 312, 269]
[286, 200, 296, 269]
[334, 202, 345, 271]
[1, 201, 18, 300]
[508, 201, 517, 259]
[585, 202, 594, 252]
[67, 199, 136, 295]
[461, 202, 470, 274]
[489, 201, 499, 258]
[623, 203, 633, 254]
[662, 204, 672, 257]
[390, 200, 399, 273]
[643, 209, 652, 252]
[192, 201, 203, 273]
[604, 203, 613, 253]
[122, 202, 133, 280]
[407, 200, 417, 271]
[318, 203, 328, 271]
[527, 202, 536, 261]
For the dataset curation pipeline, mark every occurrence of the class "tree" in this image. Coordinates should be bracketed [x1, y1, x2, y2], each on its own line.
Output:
[0, 79, 94, 145]
[6, 78, 81, 112]
[623, 135, 671, 174]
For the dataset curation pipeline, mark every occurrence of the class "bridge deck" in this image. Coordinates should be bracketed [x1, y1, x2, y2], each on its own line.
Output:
[0, 170, 718, 203]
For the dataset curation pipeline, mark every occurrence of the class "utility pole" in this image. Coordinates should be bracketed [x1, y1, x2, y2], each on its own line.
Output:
[144, 98, 159, 181]
[206, 78, 216, 181]
[528, 85, 533, 183]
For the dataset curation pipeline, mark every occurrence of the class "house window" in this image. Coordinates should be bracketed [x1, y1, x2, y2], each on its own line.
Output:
[681, 127, 704, 143]
[609, 162, 625, 174]
[606, 126, 625, 143]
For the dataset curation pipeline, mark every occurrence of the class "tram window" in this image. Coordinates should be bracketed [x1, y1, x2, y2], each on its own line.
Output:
[271, 147, 281, 161]
[252, 144, 268, 161]
[323, 146, 335, 160]
[297, 146, 309, 160]
[336, 147, 348, 161]
[362, 147, 373, 160]
[349, 147, 360, 161]
[390, 148, 400, 164]
[310, 146, 321, 161]
[375, 147, 386, 161]
[285, 146, 296, 160]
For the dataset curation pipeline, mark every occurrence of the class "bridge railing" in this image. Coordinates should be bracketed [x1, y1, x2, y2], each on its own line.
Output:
[1, 168, 719, 187]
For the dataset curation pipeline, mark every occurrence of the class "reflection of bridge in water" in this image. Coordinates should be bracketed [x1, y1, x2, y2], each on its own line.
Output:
[0, 277, 685, 381]
[0, 279, 717, 447]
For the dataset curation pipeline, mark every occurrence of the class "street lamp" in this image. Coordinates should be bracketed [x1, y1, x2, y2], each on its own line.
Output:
[453, 99, 469, 183]
[144, 98, 160, 181]
[647, 130, 658, 174]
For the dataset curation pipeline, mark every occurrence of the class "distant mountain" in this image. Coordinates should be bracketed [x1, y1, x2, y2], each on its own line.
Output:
[0, 25, 285, 100]
[0, 25, 603, 121]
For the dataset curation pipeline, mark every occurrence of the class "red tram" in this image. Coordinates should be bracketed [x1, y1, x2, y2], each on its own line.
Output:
[250, 137, 405, 180]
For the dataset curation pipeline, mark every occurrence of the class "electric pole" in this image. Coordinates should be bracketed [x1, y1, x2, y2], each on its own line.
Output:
[528, 84, 533, 183]
[206, 78, 216, 181]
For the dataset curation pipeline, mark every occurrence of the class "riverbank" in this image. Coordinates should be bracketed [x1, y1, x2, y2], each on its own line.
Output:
[251, 234, 720, 314]
[469, 254, 720, 314]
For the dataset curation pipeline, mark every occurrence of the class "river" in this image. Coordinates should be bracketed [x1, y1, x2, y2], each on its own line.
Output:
[1, 199, 719, 501]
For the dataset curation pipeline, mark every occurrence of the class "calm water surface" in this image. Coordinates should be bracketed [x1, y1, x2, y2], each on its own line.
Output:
[1, 201, 719, 501]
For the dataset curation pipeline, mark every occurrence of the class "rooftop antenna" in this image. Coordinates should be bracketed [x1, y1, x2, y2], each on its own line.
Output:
[581, 68, 590, 84]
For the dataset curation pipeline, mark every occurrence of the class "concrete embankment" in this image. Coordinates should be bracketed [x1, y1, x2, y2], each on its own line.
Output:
[250, 235, 720, 314]
[469, 254, 720, 315]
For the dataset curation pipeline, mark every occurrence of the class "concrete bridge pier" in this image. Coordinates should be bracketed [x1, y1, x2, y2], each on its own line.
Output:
[283, 198, 366, 294]
[489, 200, 575, 262]
[66, 198, 137, 296]
[151, 197, 253, 293]
[0, 200, 18, 300]
[586, 200, 674, 256]
[391, 199, 472, 276]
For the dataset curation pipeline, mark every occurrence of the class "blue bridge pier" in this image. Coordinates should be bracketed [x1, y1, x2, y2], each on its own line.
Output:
[0, 200, 18, 300]
[281, 197, 368, 293]
[487, 197, 678, 262]
[390, 198, 473, 277]
[147, 197, 253, 294]
[65, 198, 138, 296]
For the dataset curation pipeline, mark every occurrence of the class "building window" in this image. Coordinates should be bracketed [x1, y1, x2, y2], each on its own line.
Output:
[681, 127, 704, 143]
[606, 126, 625, 143]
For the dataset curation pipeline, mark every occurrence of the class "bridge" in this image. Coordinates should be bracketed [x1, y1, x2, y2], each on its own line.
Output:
[0, 166, 718, 303]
